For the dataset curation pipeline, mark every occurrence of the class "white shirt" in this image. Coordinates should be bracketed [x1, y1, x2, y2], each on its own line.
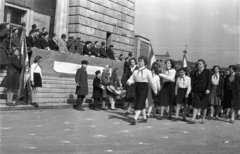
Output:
[211, 73, 220, 85]
[175, 75, 191, 95]
[153, 74, 161, 91]
[31, 63, 42, 81]
[159, 68, 176, 83]
[127, 66, 157, 92]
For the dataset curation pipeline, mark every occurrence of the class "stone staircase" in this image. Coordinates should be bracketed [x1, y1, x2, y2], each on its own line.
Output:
[0, 73, 124, 111]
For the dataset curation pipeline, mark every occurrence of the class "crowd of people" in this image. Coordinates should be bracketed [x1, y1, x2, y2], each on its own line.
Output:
[73, 53, 240, 125]
[1, 22, 240, 125]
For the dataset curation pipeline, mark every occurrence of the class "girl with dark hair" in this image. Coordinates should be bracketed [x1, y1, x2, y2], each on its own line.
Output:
[157, 59, 176, 120]
[1, 48, 22, 106]
[147, 62, 161, 118]
[125, 58, 138, 116]
[222, 65, 240, 123]
[191, 59, 211, 124]
[209, 65, 224, 120]
[127, 56, 157, 125]
[175, 67, 191, 121]
[30, 56, 43, 107]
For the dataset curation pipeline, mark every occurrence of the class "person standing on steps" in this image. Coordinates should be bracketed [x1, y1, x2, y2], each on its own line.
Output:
[30, 56, 43, 108]
[75, 60, 89, 111]
[92, 70, 103, 111]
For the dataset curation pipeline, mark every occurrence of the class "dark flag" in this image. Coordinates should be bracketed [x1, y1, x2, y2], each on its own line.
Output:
[16, 28, 32, 105]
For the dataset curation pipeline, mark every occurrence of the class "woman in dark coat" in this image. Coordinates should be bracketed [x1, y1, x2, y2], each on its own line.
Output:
[92, 70, 103, 111]
[0, 23, 10, 67]
[38, 32, 50, 50]
[191, 59, 211, 124]
[11, 27, 20, 50]
[222, 65, 240, 123]
[1, 48, 22, 106]
[75, 60, 88, 111]
[125, 58, 138, 116]
[209, 65, 224, 120]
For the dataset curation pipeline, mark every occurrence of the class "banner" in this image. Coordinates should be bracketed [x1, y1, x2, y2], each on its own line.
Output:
[30, 49, 125, 79]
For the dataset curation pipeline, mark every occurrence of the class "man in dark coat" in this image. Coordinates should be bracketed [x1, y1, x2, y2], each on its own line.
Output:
[82, 41, 92, 56]
[75, 37, 83, 55]
[75, 60, 89, 111]
[37, 32, 50, 50]
[67, 36, 76, 54]
[0, 23, 10, 72]
[99, 41, 108, 58]
[106, 45, 115, 60]
[92, 70, 103, 111]
[29, 24, 37, 36]
[48, 33, 59, 51]
[91, 41, 100, 57]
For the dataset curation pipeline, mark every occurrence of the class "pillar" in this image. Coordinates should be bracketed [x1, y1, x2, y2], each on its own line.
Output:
[54, 0, 69, 39]
[0, 0, 5, 23]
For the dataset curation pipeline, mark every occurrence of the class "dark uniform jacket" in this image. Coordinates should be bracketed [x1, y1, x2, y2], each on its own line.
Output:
[106, 48, 115, 60]
[67, 40, 76, 53]
[75, 67, 88, 96]
[83, 45, 91, 56]
[192, 69, 211, 93]
[49, 39, 59, 51]
[0, 25, 10, 65]
[7, 54, 22, 75]
[92, 77, 103, 98]
[11, 33, 20, 49]
[91, 46, 100, 57]
[99, 46, 107, 58]
[75, 41, 83, 55]
[37, 38, 49, 50]
[27, 35, 35, 48]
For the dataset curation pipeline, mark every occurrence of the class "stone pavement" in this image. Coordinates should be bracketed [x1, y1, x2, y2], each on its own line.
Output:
[0, 108, 240, 154]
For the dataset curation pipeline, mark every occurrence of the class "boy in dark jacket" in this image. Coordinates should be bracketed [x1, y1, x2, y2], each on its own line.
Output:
[92, 70, 103, 111]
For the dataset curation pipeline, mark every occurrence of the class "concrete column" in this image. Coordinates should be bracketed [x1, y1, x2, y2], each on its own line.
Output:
[54, 0, 69, 39]
[0, 0, 5, 23]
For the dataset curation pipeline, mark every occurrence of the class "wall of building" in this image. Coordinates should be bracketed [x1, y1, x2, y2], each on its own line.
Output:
[68, 0, 135, 57]
[5, 0, 56, 35]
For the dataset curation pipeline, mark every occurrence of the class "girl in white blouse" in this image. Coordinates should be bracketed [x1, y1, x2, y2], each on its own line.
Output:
[127, 56, 157, 125]
[147, 62, 161, 118]
[175, 68, 191, 121]
[30, 56, 43, 107]
[158, 59, 176, 120]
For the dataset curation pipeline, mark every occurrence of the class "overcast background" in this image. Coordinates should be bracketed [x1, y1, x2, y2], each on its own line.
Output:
[135, 0, 240, 68]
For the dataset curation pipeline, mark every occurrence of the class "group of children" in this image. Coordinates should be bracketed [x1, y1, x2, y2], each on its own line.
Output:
[77, 56, 240, 125]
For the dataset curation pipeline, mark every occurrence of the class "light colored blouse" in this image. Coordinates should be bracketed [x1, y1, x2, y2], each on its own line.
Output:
[159, 68, 176, 83]
[211, 73, 220, 85]
[31, 63, 42, 81]
[127, 66, 157, 92]
[153, 74, 161, 91]
[175, 75, 191, 95]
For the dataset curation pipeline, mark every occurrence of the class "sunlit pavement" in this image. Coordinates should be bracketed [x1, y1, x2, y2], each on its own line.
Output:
[0, 108, 240, 154]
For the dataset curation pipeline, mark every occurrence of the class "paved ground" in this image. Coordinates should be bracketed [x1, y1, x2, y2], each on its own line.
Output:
[0, 108, 240, 154]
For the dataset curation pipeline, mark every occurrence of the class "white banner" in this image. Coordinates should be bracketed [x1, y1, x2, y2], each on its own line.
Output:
[53, 61, 105, 75]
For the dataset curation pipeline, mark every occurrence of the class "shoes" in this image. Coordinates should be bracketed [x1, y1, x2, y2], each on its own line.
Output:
[110, 108, 118, 111]
[230, 120, 235, 123]
[131, 119, 137, 125]
[6, 102, 15, 106]
[125, 112, 130, 116]
[168, 116, 172, 120]
[146, 115, 149, 119]
[201, 121, 205, 124]
[139, 118, 148, 123]
[182, 117, 187, 122]
[157, 116, 163, 120]
[30, 102, 39, 108]
[196, 115, 200, 119]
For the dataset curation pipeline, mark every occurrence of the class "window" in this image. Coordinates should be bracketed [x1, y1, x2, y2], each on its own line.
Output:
[4, 6, 26, 27]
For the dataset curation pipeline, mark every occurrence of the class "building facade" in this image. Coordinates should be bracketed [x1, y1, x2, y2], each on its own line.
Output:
[0, 0, 135, 57]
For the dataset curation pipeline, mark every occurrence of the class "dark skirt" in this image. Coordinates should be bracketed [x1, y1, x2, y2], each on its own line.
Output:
[188, 91, 193, 106]
[192, 92, 210, 109]
[210, 85, 221, 106]
[33, 73, 42, 87]
[125, 84, 136, 102]
[175, 88, 188, 105]
[158, 82, 175, 107]
[135, 82, 149, 110]
[223, 89, 232, 109]
[1, 73, 20, 90]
